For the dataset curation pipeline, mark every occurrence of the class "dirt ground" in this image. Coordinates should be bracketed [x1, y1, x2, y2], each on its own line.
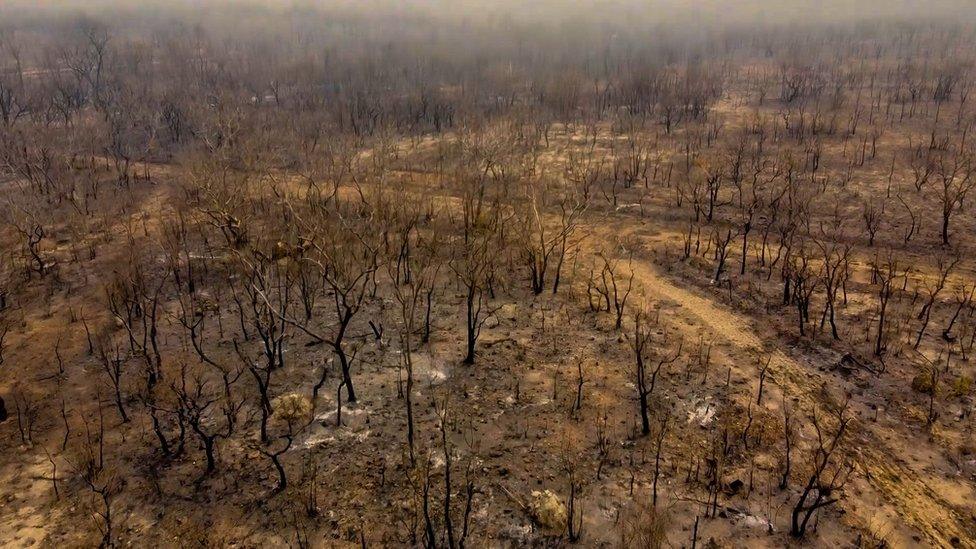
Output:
[2, 122, 975, 547]
[2, 6, 976, 548]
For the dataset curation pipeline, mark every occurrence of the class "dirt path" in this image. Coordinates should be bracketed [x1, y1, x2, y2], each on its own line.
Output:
[0, 453, 58, 547]
[584, 220, 976, 548]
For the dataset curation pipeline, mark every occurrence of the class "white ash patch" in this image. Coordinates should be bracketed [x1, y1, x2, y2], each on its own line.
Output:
[687, 398, 716, 427]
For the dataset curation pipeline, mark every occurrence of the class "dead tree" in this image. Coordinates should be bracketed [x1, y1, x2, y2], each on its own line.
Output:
[756, 354, 772, 405]
[789, 247, 819, 337]
[790, 402, 853, 538]
[96, 341, 129, 424]
[171, 363, 238, 480]
[7, 211, 49, 279]
[896, 194, 918, 244]
[935, 149, 975, 246]
[943, 281, 976, 341]
[566, 465, 585, 542]
[451, 198, 501, 364]
[588, 251, 635, 330]
[0, 40, 27, 127]
[12, 388, 39, 445]
[388, 219, 442, 465]
[861, 199, 885, 248]
[67, 408, 122, 549]
[815, 240, 852, 340]
[737, 158, 776, 275]
[780, 399, 795, 490]
[105, 265, 165, 391]
[519, 179, 586, 295]
[914, 254, 960, 349]
[703, 163, 726, 223]
[651, 406, 671, 507]
[0, 320, 8, 367]
[872, 253, 904, 357]
[233, 255, 293, 442]
[712, 228, 736, 284]
[262, 394, 313, 495]
[421, 395, 477, 549]
[629, 309, 682, 436]
[312, 234, 379, 405]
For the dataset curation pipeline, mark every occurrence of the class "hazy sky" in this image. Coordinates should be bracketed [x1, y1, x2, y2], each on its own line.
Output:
[4, 0, 976, 27]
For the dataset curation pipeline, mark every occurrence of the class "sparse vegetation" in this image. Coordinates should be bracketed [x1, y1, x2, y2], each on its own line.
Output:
[2, 0, 976, 546]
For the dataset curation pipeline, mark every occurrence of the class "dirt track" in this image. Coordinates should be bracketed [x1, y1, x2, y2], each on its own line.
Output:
[586, 219, 976, 548]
